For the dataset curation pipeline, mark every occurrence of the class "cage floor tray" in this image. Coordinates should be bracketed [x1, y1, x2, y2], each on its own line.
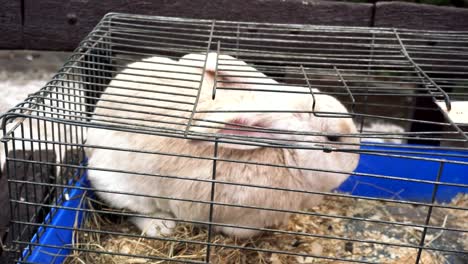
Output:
[22, 144, 468, 263]
[340, 143, 467, 203]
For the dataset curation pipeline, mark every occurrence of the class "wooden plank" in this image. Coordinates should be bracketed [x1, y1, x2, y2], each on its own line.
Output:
[22, 0, 372, 51]
[374, 1, 468, 30]
[0, 0, 22, 49]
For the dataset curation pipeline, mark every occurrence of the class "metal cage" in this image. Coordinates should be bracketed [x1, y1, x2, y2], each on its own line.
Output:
[1, 13, 467, 264]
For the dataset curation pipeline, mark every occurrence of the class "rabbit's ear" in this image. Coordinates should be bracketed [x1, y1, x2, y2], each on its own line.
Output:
[217, 115, 276, 137]
[190, 113, 283, 150]
[204, 53, 278, 87]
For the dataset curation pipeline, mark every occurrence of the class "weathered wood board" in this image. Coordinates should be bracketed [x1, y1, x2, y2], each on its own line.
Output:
[0, 0, 22, 49]
[374, 2, 468, 30]
[20, 0, 372, 50]
[3, 1, 468, 50]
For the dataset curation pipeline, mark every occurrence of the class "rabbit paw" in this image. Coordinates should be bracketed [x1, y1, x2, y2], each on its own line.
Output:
[130, 214, 176, 237]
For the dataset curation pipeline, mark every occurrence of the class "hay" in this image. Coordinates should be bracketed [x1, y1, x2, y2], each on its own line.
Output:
[64, 194, 467, 264]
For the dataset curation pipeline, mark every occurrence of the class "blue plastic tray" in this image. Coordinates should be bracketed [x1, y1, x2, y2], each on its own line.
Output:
[21, 172, 90, 264]
[22, 144, 468, 263]
[340, 143, 468, 203]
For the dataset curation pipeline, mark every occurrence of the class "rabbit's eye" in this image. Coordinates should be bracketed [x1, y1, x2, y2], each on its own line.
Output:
[326, 135, 340, 142]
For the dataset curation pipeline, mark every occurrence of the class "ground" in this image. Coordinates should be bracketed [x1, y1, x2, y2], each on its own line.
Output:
[0, 50, 69, 113]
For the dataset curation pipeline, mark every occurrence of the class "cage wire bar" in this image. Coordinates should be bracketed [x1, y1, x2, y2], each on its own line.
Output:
[0, 13, 467, 264]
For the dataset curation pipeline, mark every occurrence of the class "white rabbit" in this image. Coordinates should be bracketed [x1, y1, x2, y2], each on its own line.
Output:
[85, 53, 360, 239]
[361, 122, 406, 144]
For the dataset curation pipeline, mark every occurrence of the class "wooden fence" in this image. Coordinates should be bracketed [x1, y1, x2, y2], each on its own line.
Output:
[1, 0, 468, 51]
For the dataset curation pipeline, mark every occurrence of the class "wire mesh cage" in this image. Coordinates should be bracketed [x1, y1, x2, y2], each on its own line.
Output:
[1, 13, 467, 264]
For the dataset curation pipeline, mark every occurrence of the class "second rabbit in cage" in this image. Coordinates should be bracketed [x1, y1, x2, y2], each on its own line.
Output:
[85, 53, 360, 239]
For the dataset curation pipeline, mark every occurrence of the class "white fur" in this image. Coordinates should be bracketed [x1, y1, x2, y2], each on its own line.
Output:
[86, 53, 360, 239]
[362, 122, 406, 144]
